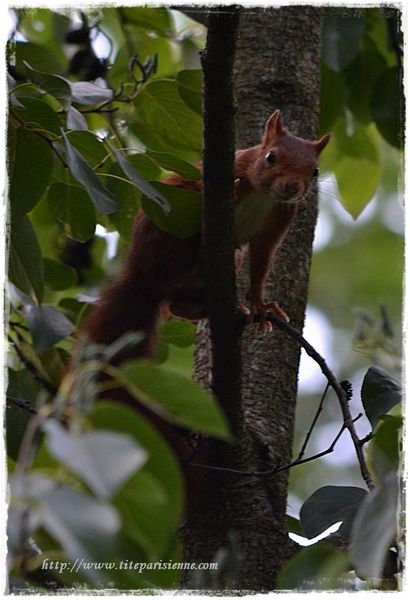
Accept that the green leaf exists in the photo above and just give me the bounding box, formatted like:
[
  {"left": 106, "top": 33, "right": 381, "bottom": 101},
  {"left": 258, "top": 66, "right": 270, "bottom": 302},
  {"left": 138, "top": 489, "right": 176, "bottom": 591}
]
[
  {"left": 23, "top": 61, "right": 72, "bottom": 107},
  {"left": 322, "top": 13, "right": 365, "bottom": 72},
  {"left": 15, "top": 96, "right": 62, "bottom": 135},
  {"left": 61, "top": 130, "right": 117, "bottom": 215},
  {"left": 15, "top": 41, "right": 64, "bottom": 76},
  {"left": 319, "top": 64, "right": 345, "bottom": 134},
  {"left": 287, "top": 515, "right": 303, "bottom": 536},
  {"left": 70, "top": 81, "right": 114, "bottom": 106},
  {"left": 321, "top": 119, "right": 381, "bottom": 218},
  {"left": 176, "top": 69, "right": 203, "bottom": 115},
  {"left": 364, "top": 10, "right": 398, "bottom": 68},
  {"left": 141, "top": 181, "right": 202, "bottom": 238},
  {"left": 277, "top": 543, "right": 351, "bottom": 590},
  {"left": 67, "top": 130, "right": 108, "bottom": 166},
  {"left": 47, "top": 182, "right": 96, "bottom": 242},
  {"left": 106, "top": 172, "right": 140, "bottom": 241},
  {"left": 38, "top": 347, "right": 68, "bottom": 389},
  {"left": 120, "top": 153, "right": 162, "bottom": 180},
  {"left": 343, "top": 49, "right": 387, "bottom": 124},
  {"left": 108, "top": 144, "right": 170, "bottom": 214},
  {"left": 9, "top": 215, "right": 44, "bottom": 303},
  {"left": 368, "top": 415, "right": 402, "bottom": 481},
  {"left": 19, "top": 8, "right": 68, "bottom": 43},
  {"left": 134, "top": 79, "right": 203, "bottom": 152},
  {"left": 120, "top": 7, "right": 174, "bottom": 35},
  {"left": 58, "top": 298, "right": 93, "bottom": 327},
  {"left": 43, "top": 258, "right": 78, "bottom": 290},
  {"left": 66, "top": 106, "right": 88, "bottom": 131},
  {"left": 300, "top": 485, "right": 367, "bottom": 541},
  {"left": 159, "top": 319, "right": 196, "bottom": 348},
  {"left": 361, "top": 366, "right": 401, "bottom": 429},
  {"left": 370, "top": 67, "right": 404, "bottom": 148},
  {"left": 146, "top": 149, "right": 202, "bottom": 181},
  {"left": 6, "top": 369, "right": 39, "bottom": 461},
  {"left": 114, "top": 469, "right": 173, "bottom": 560},
  {"left": 19, "top": 478, "right": 119, "bottom": 583},
  {"left": 350, "top": 473, "right": 398, "bottom": 580},
  {"left": 24, "top": 304, "right": 73, "bottom": 351},
  {"left": 44, "top": 420, "right": 147, "bottom": 499},
  {"left": 9, "top": 126, "right": 53, "bottom": 218},
  {"left": 90, "top": 402, "right": 183, "bottom": 520},
  {"left": 8, "top": 474, "right": 55, "bottom": 552},
  {"left": 114, "top": 361, "right": 230, "bottom": 439},
  {"left": 8, "top": 73, "right": 24, "bottom": 108},
  {"left": 106, "top": 154, "right": 160, "bottom": 240}
]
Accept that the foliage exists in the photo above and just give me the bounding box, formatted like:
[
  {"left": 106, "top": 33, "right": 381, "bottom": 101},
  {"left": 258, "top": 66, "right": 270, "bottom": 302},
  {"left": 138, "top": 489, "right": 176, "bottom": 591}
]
[
  {"left": 6, "top": 7, "right": 210, "bottom": 590},
  {"left": 282, "top": 366, "right": 402, "bottom": 590},
  {"left": 320, "top": 7, "right": 403, "bottom": 218},
  {"left": 5, "top": 5, "right": 403, "bottom": 593}
]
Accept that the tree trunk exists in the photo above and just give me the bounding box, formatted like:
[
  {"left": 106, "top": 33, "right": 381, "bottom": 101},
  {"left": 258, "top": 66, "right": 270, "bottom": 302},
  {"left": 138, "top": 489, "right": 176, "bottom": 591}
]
[{"left": 182, "top": 6, "right": 323, "bottom": 591}]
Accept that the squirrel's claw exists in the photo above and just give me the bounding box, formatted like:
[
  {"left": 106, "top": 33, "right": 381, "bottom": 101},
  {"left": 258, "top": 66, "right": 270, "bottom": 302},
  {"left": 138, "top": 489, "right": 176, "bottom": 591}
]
[
  {"left": 241, "top": 298, "right": 289, "bottom": 332},
  {"left": 263, "top": 300, "right": 290, "bottom": 323},
  {"left": 239, "top": 303, "right": 252, "bottom": 319}
]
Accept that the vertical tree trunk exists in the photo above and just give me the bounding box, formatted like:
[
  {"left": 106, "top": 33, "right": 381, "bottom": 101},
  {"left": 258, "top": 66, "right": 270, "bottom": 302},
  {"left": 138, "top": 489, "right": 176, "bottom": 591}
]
[{"left": 183, "top": 6, "right": 323, "bottom": 591}]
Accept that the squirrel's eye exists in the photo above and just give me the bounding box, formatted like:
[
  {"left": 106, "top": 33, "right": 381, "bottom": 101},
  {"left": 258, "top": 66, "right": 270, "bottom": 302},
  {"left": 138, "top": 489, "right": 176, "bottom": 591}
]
[
  {"left": 313, "top": 166, "right": 320, "bottom": 178},
  {"left": 265, "top": 151, "right": 277, "bottom": 165}
]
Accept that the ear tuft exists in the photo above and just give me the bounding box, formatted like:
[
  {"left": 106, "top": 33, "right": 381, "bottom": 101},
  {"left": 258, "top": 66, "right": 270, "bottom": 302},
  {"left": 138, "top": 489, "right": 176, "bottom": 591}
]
[
  {"left": 313, "top": 132, "right": 332, "bottom": 154},
  {"left": 262, "top": 110, "right": 285, "bottom": 146}
]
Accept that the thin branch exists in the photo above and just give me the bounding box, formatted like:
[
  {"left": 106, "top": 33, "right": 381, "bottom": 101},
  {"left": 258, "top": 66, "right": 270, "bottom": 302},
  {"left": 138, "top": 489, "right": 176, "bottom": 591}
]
[
  {"left": 189, "top": 311, "right": 375, "bottom": 491},
  {"left": 188, "top": 414, "right": 363, "bottom": 478},
  {"left": 15, "top": 407, "right": 53, "bottom": 475},
  {"left": 7, "top": 395, "right": 38, "bottom": 415},
  {"left": 359, "top": 432, "right": 373, "bottom": 447},
  {"left": 79, "top": 106, "right": 119, "bottom": 114},
  {"left": 7, "top": 332, "right": 57, "bottom": 396},
  {"left": 297, "top": 382, "right": 330, "bottom": 461},
  {"left": 274, "top": 414, "right": 362, "bottom": 474},
  {"left": 8, "top": 320, "right": 29, "bottom": 331},
  {"left": 263, "top": 312, "right": 374, "bottom": 490}
]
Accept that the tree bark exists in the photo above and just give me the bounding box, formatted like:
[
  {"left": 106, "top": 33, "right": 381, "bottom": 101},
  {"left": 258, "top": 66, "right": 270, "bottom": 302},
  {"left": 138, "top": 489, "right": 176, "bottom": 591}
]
[{"left": 183, "top": 6, "right": 323, "bottom": 591}]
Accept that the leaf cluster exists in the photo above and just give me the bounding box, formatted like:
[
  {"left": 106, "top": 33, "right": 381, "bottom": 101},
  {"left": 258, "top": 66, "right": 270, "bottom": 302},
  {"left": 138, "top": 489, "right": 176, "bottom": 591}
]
[
  {"left": 6, "top": 7, "right": 211, "bottom": 590},
  {"left": 282, "top": 366, "right": 402, "bottom": 590},
  {"left": 320, "top": 8, "right": 403, "bottom": 218}
]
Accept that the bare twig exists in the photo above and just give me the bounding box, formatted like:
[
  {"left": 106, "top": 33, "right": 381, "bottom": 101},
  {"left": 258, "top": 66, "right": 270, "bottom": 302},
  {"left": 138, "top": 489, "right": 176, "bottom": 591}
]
[
  {"left": 297, "top": 382, "right": 330, "bottom": 461},
  {"left": 79, "top": 106, "right": 119, "bottom": 114},
  {"left": 189, "top": 313, "right": 374, "bottom": 490},
  {"left": 359, "top": 432, "right": 373, "bottom": 447},
  {"left": 188, "top": 414, "right": 362, "bottom": 478},
  {"left": 264, "top": 312, "right": 374, "bottom": 490},
  {"left": 7, "top": 395, "right": 38, "bottom": 415}
]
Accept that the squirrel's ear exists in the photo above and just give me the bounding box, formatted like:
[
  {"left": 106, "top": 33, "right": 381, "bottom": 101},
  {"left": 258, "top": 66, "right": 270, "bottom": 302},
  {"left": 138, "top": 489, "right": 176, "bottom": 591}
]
[
  {"left": 313, "top": 132, "right": 332, "bottom": 154},
  {"left": 262, "top": 110, "right": 285, "bottom": 146}
]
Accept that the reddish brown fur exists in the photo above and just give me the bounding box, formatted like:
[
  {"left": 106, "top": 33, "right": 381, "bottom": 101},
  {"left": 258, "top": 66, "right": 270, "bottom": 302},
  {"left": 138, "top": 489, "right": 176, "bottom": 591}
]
[{"left": 77, "top": 111, "right": 331, "bottom": 507}]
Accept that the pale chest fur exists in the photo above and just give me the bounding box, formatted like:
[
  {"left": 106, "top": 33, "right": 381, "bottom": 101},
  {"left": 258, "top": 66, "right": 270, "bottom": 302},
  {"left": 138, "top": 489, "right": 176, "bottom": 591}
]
[{"left": 234, "top": 190, "right": 277, "bottom": 245}]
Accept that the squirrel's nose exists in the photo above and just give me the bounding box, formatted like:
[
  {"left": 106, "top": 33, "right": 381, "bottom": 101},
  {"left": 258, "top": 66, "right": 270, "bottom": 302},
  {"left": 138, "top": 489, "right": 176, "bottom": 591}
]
[{"left": 283, "top": 181, "right": 302, "bottom": 196}]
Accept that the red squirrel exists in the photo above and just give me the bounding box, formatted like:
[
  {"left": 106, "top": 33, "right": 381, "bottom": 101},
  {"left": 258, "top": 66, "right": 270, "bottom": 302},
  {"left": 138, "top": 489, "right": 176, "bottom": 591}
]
[
  {"left": 75, "top": 111, "right": 330, "bottom": 508},
  {"left": 82, "top": 110, "right": 331, "bottom": 353}
]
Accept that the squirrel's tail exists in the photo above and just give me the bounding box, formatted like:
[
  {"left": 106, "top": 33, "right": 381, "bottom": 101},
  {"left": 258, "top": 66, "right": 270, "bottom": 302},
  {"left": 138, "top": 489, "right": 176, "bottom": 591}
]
[{"left": 80, "top": 275, "right": 162, "bottom": 359}]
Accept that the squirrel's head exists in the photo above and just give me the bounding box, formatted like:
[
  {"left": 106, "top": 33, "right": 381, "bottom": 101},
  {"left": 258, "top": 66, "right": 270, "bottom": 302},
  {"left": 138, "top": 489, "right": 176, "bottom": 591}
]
[{"left": 250, "top": 110, "right": 332, "bottom": 202}]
